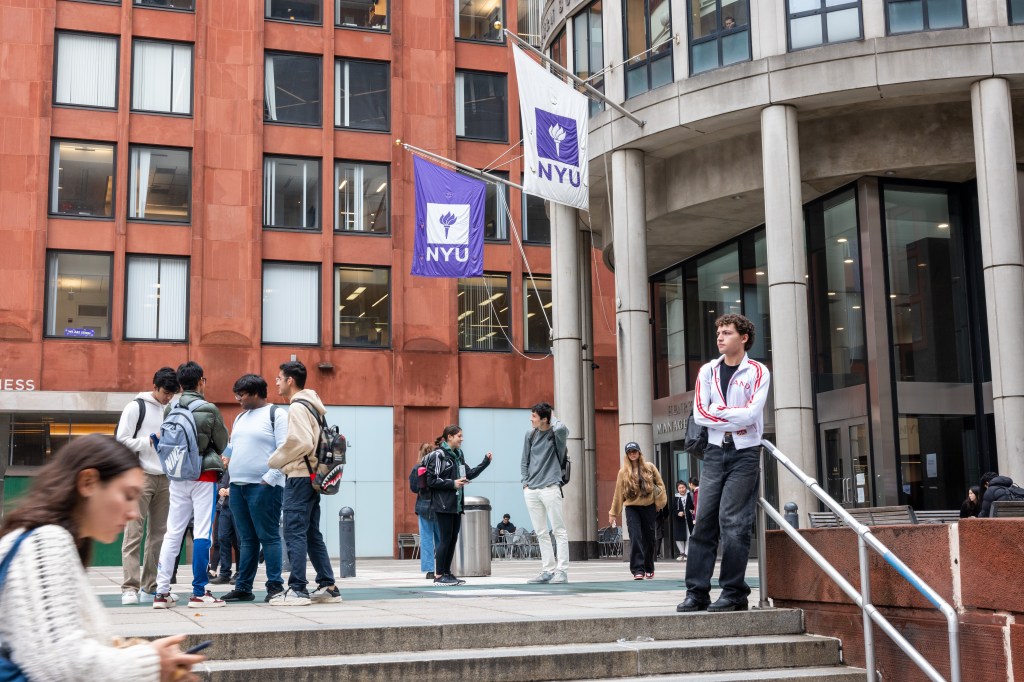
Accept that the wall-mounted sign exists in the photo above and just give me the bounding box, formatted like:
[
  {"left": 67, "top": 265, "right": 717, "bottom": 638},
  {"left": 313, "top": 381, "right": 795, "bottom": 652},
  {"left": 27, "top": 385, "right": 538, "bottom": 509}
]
[
  {"left": 64, "top": 328, "right": 95, "bottom": 338},
  {"left": 0, "top": 379, "right": 36, "bottom": 391},
  {"left": 653, "top": 391, "right": 695, "bottom": 444}
]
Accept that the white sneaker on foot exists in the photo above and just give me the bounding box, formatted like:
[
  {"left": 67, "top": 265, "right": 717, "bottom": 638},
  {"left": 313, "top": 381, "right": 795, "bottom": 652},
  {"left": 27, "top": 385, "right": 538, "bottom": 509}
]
[
  {"left": 268, "top": 588, "right": 311, "bottom": 606},
  {"left": 121, "top": 589, "right": 139, "bottom": 605},
  {"left": 310, "top": 585, "right": 342, "bottom": 603},
  {"left": 527, "top": 571, "right": 553, "bottom": 584},
  {"left": 187, "top": 590, "right": 226, "bottom": 608},
  {"left": 549, "top": 572, "right": 568, "bottom": 584}
]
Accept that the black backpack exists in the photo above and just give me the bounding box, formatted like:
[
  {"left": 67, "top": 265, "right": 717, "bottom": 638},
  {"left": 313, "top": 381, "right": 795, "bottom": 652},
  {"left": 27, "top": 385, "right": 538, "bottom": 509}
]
[
  {"left": 294, "top": 399, "right": 347, "bottom": 495},
  {"left": 529, "top": 428, "right": 570, "bottom": 488},
  {"left": 683, "top": 414, "right": 708, "bottom": 460}
]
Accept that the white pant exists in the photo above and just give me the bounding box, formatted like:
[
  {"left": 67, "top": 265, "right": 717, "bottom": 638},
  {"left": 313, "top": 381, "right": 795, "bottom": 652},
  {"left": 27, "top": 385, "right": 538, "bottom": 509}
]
[
  {"left": 155, "top": 479, "right": 217, "bottom": 595},
  {"left": 524, "top": 485, "right": 569, "bottom": 574}
]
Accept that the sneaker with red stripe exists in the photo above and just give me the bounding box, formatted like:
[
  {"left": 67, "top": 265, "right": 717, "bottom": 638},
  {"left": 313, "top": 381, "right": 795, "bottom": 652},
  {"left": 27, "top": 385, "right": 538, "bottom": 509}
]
[{"left": 187, "top": 590, "right": 226, "bottom": 608}]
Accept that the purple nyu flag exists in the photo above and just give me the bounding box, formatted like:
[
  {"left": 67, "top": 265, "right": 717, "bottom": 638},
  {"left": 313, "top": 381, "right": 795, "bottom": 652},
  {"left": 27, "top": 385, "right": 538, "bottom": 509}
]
[{"left": 412, "top": 156, "right": 486, "bottom": 278}]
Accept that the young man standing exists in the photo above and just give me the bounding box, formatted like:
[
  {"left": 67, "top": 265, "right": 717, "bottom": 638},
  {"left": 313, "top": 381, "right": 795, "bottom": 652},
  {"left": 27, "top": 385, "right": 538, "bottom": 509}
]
[
  {"left": 153, "top": 361, "right": 229, "bottom": 609},
  {"left": 219, "top": 374, "right": 288, "bottom": 603},
  {"left": 116, "top": 367, "right": 178, "bottom": 605},
  {"left": 521, "top": 402, "right": 570, "bottom": 584},
  {"left": 267, "top": 361, "right": 341, "bottom": 606},
  {"left": 678, "top": 314, "right": 770, "bottom": 614}
]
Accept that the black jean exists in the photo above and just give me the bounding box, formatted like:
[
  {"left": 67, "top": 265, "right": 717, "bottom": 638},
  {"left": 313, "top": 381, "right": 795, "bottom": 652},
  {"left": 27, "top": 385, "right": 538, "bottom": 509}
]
[
  {"left": 282, "top": 477, "right": 335, "bottom": 594},
  {"left": 212, "top": 505, "right": 238, "bottom": 577},
  {"left": 624, "top": 503, "right": 657, "bottom": 575},
  {"left": 434, "top": 512, "right": 462, "bottom": 577}
]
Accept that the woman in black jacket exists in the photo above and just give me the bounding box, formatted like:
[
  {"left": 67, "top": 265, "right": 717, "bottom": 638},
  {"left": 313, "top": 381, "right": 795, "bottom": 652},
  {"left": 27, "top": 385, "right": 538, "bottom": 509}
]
[
  {"left": 427, "top": 425, "right": 492, "bottom": 586},
  {"left": 672, "top": 481, "right": 689, "bottom": 560}
]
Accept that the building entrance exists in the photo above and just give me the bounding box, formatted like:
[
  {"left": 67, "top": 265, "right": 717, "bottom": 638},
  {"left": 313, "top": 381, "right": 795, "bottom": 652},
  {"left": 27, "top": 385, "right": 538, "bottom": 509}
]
[{"left": 819, "top": 418, "right": 872, "bottom": 508}]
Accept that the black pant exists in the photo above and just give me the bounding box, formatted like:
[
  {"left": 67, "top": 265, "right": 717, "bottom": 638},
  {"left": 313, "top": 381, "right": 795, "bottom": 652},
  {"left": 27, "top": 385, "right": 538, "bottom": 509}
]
[
  {"left": 434, "top": 513, "right": 462, "bottom": 577},
  {"left": 625, "top": 503, "right": 657, "bottom": 575}
]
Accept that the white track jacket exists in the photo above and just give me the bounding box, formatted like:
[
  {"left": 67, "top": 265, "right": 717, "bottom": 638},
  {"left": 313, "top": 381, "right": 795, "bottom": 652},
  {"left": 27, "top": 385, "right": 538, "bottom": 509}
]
[{"left": 692, "top": 354, "right": 771, "bottom": 450}]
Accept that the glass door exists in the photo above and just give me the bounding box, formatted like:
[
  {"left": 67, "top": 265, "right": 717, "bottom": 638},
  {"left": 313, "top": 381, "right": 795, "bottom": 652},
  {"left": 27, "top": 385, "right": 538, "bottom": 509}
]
[{"left": 819, "top": 418, "right": 872, "bottom": 508}]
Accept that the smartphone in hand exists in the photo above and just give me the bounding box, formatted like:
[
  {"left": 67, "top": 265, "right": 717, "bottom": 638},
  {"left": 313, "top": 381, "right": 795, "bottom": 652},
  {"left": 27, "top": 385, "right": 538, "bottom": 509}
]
[
  {"left": 185, "top": 640, "right": 213, "bottom": 655},
  {"left": 149, "top": 433, "right": 160, "bottom": 449}
]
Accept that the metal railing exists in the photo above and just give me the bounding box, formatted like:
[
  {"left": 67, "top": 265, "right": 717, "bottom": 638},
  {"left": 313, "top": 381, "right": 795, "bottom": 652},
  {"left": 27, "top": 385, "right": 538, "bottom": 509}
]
[{"left": 755, "top": 439, "right": 961, "bottom": 682}]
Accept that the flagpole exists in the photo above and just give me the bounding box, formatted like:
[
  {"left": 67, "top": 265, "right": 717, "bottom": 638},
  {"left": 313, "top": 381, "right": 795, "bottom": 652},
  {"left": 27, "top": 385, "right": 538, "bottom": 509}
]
[
  {"left": 503, "top": 29, "right": 645, "bottom": 129},
  {"left": 399, "top": 142, "right": 526, "bottom": 192}
]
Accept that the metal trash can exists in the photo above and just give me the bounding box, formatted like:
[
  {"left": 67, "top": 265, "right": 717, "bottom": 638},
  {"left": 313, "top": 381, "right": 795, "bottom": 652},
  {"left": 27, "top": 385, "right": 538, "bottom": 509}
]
[{"left": 452, "top": 495, "right": 492, "bottom": 577}]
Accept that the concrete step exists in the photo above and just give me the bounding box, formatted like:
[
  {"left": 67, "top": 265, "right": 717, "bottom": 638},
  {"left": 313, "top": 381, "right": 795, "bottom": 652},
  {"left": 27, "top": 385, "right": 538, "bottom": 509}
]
[
  {"left": 579, "top": 668, "right": 867, "bottom": 682},
  {"left": 178, "top": 610, "right": 807, "bottom": 661},
  {"left": 201, "top": 634, "right": 845, "bottom": 682}
]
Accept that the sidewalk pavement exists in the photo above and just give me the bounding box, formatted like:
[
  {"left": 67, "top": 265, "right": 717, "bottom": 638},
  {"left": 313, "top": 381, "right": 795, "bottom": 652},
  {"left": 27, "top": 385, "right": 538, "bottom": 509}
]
[{"left": 95, "top": 557, "right": 762, "bottom": 638}]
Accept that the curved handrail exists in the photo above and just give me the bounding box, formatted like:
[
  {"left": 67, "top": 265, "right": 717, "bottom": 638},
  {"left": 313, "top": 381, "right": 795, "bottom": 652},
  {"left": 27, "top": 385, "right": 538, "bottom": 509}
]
[{"left": 757, "top": 439, "right": 960, "bottom": 682}]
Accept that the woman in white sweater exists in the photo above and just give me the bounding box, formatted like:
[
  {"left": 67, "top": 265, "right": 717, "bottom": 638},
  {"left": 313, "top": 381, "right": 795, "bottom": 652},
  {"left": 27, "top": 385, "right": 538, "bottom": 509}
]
[{"left": 0, "top": 434, "right": 204, "bottom": 681}]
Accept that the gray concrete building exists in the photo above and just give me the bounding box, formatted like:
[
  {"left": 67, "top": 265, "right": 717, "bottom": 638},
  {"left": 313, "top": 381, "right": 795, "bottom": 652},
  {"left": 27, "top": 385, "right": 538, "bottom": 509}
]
[{"left": 540, "top": 0, "right": 1024, "bottom": 520}]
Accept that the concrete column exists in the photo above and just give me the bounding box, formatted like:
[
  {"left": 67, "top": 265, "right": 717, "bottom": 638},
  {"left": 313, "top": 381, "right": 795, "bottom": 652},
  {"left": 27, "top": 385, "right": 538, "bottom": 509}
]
[
  {"left": 610, "top": 149, "right": 654, "bottom": 458},
  {"left": 579, "top": 228, "right": 599, "bottom": 556},
  {"left": 550, "top": 201, "right": 587, "bottom": 560},
  {"left": 971, "top": 78, "right": 1024, "bottom": 483},
  {"left": 760, "top": 105, "right": 816, "bottom": 521}
]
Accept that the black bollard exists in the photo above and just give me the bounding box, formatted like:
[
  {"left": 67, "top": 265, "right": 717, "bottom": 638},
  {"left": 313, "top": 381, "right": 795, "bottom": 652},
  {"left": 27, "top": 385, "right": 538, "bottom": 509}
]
[
  {"left": 338, "top": 507, "right": 356, "bottom": 578},
  {"left": 784, "top": 502, "right": 800, "bottom": 529}
]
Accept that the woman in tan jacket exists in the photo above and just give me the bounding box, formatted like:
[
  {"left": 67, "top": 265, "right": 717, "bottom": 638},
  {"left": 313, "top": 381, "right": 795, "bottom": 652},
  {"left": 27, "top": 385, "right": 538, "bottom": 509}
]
[{"left": 608, "top": 442, "right": 667, "bottom": 580}]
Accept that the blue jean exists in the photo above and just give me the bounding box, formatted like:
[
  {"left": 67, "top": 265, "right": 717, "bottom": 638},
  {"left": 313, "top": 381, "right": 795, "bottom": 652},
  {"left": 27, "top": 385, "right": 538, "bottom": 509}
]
[
  {"left": 684, "top": 444, "right": 761, "bottom": 605},
  {"left": 282, "top": 477, "right": 335, "bottom": 594},
  {"left": 229, "top": 482, "right": 283, "bottom": 594},
  {"left": 418, "top": 513, "right": 440, "bottom": 573}
]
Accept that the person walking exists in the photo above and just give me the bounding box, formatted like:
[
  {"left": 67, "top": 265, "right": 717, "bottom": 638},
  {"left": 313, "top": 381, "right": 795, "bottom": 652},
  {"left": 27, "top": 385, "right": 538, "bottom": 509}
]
[
  {"left": 521, "top": 402, "right": 570, "bottom": 585},
  {"left": 427, "top": 425, "right": 492, "bottom": 586},
  {"left": 267, "top": 361, "right": 341, "bottom": 606},
  {"left": 409, "top": 442, "right": 440, "bottom": 580},
  {"left": 0, "top": 434, "right": 205, "bottom": 681},
  {"left": 608, "top": 442, "right": 667, "bottom": 580},
  {"left": 678, "top": 314, "right": 770, "bottom": 614},
  {"left": 115, "top": 367, "right": 179, "bottom": 605}
]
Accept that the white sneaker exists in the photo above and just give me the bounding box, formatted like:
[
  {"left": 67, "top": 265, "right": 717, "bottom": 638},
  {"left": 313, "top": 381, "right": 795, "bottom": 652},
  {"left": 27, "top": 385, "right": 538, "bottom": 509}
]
[
  {"left": 527, "top": 571, "right": 553, "bottom": 584},
  {"left": 268, "top": 588, "right": 311, "bottom": 606},
  {"left": 121, "top": 589, "right": 139, "bottom": 605},
  {"left": 310, "top": 586, "right": 342, "bottom": 603},
  {"left": 187, "top": 590, "right": 226, "bottom": 608},
  {"left": 549, "top": 571, "right": 568, "bottom": 584},
  {"left": 138, "top": 591, "right": 154, "bottom": 604}
]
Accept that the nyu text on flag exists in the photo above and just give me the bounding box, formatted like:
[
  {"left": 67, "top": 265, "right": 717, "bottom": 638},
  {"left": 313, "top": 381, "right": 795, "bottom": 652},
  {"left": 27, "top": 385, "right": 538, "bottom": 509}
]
[
  {"left": 412, "top": 155, "right": 486, "bottom": 278},
  {"left": 512, "top": 43, "right": 589, "bottom": 211}
]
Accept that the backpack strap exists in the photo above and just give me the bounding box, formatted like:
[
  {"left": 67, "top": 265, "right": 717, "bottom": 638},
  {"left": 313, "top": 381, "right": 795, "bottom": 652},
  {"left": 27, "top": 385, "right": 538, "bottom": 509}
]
[
  {"left": 293, "top": 399, "right": 325, "bottom": 478},
  {"left": 132, "top": 397, "right": 147, "bottom": 438},
  {"left": 270, "top": 404, "right": 279, "bottom": 428},
  {"left": 0, "top": 529, "right": 36, "bottom": 591}
]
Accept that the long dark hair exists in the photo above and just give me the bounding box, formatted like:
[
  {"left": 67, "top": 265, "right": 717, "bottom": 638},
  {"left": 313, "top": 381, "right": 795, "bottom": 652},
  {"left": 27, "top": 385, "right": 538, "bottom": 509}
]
[
  {"left": 0, "top": 434, "right": 140, "bottom": 566},
  {"left": 966, "top": 485, "right": 983, "bottom": 513},
  {"left": 434, "top": 425, "right": 462, "bottom": 448}
]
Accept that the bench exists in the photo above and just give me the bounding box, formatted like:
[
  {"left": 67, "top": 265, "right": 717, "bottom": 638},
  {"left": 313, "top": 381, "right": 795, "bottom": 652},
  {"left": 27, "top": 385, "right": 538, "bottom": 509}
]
[
  {"left": 396, "top": 533, "right": 419, "bottom": 559},
  {"left": 991, "top": 500, "right": 1024, "bottom": 518},
  {"left": 807, "top": 505, "right": 917, "bottom": 528},
  {"left": 913, "top": 510, "right": 961, "bottom": 525}
]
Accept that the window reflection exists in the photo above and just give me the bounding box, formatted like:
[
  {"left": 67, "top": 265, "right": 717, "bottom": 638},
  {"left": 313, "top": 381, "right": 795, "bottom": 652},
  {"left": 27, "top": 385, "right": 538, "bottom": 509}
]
[{"left": 458, "top": 274, "right": 511, "bottom": 351}]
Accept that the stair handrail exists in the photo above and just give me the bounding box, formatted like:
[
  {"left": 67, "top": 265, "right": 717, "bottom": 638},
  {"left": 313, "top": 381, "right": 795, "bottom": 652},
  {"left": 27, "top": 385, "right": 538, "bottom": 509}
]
[{"left": 755, "top": 439, "right": 960, "bottom": 682}]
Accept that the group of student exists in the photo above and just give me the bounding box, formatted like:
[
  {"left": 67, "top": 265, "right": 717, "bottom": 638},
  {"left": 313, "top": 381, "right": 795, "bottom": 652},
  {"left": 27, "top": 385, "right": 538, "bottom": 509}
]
[{"left": 116, "top": 360, "right": 342, "bottom": 609}]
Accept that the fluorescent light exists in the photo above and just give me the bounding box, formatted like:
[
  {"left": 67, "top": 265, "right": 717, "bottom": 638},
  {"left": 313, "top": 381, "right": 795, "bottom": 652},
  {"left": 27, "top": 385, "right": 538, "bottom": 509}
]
[
  {"left": 755, "top": 271, "right": 765, "bottom": 276},
  {"left": 827, "top": 292, "right": 835, "bottom": 296},
  {"left": 338, "top": 180, "right": 347, "bottom": 190},
  {"left": 937, "top": 223, "right": 949, "bottom": 229},
  {"left": 852, "top": 305, "right": 861, "bottom": 310},
  {"left": 837, "top": 238, "right": 848, "bottom": 243},
  {"left": 527, "top": 312, "right": 536, "bottom": 318},
  {"left": 543, "top": 302, "right": 553, "bottom": 309},
  {"left": 721, "top": 285, "right": 729, "bottom": 289},
  {"left": 346, "top": 286, "right": 367, "bottom": 301},
  {"left": 376, "top": 182, "right": 387, "bottom": 193},
  {"left": 844, "top": 258, "right": 854, "bottom": 264},
  {"left": 457, "top": 310, "right": 474, "bottom": 320},
  {"left": 371, "top": 294, "right": 388, "bottom": 307}
]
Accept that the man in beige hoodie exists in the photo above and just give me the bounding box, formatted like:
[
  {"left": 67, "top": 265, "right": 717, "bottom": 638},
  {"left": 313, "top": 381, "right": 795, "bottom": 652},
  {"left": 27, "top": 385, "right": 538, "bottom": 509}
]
[{"left": 267, "top": 361, "right": 341, "bottom": 606}]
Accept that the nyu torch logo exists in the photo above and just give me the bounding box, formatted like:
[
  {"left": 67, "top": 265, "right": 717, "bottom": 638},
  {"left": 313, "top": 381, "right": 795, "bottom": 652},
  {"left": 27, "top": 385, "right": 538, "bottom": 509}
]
[
  {"left": 425, "top": 202, "right": 471, "bottom": 263},
  {"left": 535, "top": 109, "right": 581, "bottom": 187}
]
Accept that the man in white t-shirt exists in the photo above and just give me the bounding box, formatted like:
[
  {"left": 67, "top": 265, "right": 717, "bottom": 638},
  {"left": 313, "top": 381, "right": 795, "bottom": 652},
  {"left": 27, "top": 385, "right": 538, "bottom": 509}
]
[{"left": 115, "top": 366, "right": 178, "bottom": 605}]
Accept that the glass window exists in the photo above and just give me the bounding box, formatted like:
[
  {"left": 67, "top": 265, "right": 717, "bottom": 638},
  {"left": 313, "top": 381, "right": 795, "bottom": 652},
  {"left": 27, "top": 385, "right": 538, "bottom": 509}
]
[
  {"left": 683, "top": 242, "right": 740, "bottom": 381},
  {"left": 45, "top": 251, "right": 113, "bottom": 339},
  {"left": 264, "top": 157, "right": 320, "bottom": 230},
  {"left": 574, "top": 2, "right": 605, "bottom": 117},
  {"left": 264, "top": 53, "right": 322, "bottom": 125},
  {"left": 517, "top": 0, "right": 543, "bottom": 46},
  {"left": 50, "top": 141, "right": 115, "bottom": 219},
  {"left": 459, "top": 169, "right": 508, "bottom": 240},
  {"left": 4, "top": 413, "right": 118, "bottom": 469},
  {"left": 652, "top": 266, "right": 685, "bottom": 398},
  {"left": 524, "top": 276, "right": 552, "bottom": 353},
  {"left": 807, "top": 188, "right": 866, "bottom": 392},
  {"left": 886, "top": 0, "right": 965, "bottom": 33},
  {"left": 1012, "top": 0, "right": 1024, "bottom": 24},
  {"left": 740, "top": 230, "right": 770, "bottom": 363},
  {"left": 335, "top": 161, "right": 389, "bottom": 233},
  {"left": 128, "top": 147, "right": 191, "bottom": 222},
  {"left": 882, "top": 184, "right": 972, "bottom": 382},
  {"left": 898, "top": 415, "right": 978, "bottom": 510},
  {"left": 550, "top": 28, "right": 568, "bottom": 67},
  {"left": 458, "top": 274, "right": 511, "bottom": 351},
  {"left": 135, "top": 0, "right": 195, "bottom": 9},
  {"left": 689, "top": 0, "right": 751, "bottom": 75},
  {"left": 337, "top": 0, "right": 389, "bottom": 30},
  {"left": 334, "top": 59, "right": 389, "bottom": 131},
  {"left": 125, "top": 255, "right": 188, "bottom": 341},
  {"left": 262, "top": 262, "right": 320, "bottom": 344},
  {"left": 522, "top": 193, "right": 550, "bottom": 243},
  {"left": 624, "top": 0, "right": 673, "bottom": 98},
  {"left": 266, "top": 0, "right": 322, "bottom": 23},
  {"left": 334, "top": 266, "right": 390, "bottom": 347},
  {"left": 455, "top": 71, "right": 508, "bottom": 142},
  {"left": 456, "top": 0, "right": 503, "bottom": 41},
  {"left": 132, "top": 40, "right": 192, "bottom": 115},
  {"left": 788, "top": 0, "right": 861, "bottom": 50},
  {"left": 55, "top": 33, "right": 118, "bottom": 109}
]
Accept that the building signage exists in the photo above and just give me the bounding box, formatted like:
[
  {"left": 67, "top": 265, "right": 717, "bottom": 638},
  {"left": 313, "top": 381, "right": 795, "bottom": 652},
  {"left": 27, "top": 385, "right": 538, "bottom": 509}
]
[
  {"left": 64, "top": 327, "right": 95, "bottom": 338},
  {"left": 0, "top": 379, "right": 36, "bottom": 391},
  {"left": 653, "top": 391, "right": 695, "bottom": 444}
]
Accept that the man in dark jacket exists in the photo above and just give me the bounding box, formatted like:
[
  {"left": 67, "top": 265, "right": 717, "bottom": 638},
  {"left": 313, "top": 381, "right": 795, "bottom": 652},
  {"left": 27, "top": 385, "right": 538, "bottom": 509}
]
[{"left": 980, "top": 472, "right": 1018, "bottom": 517}]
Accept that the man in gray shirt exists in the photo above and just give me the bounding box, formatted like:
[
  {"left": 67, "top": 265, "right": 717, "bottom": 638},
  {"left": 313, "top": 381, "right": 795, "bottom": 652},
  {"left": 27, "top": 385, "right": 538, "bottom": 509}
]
[{"left": 521, "top": 402, "right": 569, "bottom": 584}]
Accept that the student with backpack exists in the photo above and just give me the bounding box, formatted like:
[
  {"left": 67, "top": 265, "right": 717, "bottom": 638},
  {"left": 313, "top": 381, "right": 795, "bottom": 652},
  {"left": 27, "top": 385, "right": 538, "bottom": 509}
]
[
  {"left": 153, "top": 361, "right": 228, "bottom": 609},
  {"left": 521, "top": 402, "right": 570, "bottom": 585},
  {"left": 409, "top": 442, "right": 440, "bottom": 580},
  {"left": 267, "top": 361, "right": 342, "bottom": 606},
  {"left": 979, "top": 471, "right": 1024, "bottom": 517},
  {"left": 115, "top": 367, "right": 179, "bottom": 605},
  {"left": 218, "top": 374, "right": 288, "bottom": 603}
]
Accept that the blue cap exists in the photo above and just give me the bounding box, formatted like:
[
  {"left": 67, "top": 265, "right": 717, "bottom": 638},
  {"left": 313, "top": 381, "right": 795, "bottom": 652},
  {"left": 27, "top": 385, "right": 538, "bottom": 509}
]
[{"left": 624, "top": 442, "right": 640, "bottom": 452}]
